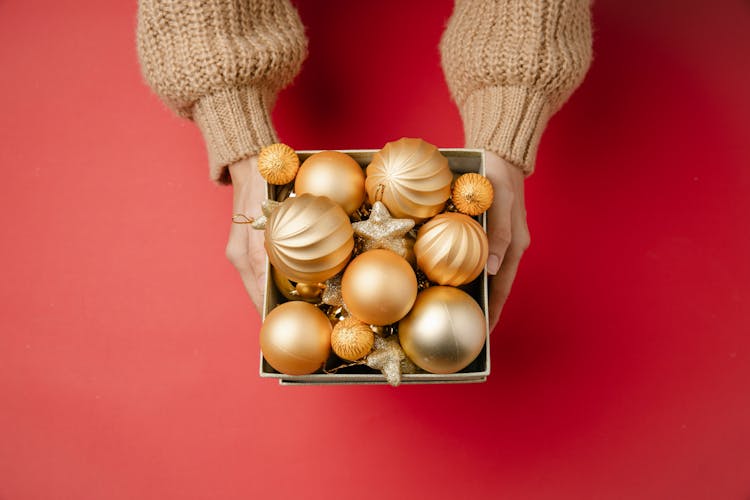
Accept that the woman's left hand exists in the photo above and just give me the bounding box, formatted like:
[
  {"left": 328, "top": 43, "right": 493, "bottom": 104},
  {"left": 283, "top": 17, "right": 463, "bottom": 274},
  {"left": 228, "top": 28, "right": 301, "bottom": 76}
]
[{"left": 483, "top": 152, "right": 531, "bottom": 331}]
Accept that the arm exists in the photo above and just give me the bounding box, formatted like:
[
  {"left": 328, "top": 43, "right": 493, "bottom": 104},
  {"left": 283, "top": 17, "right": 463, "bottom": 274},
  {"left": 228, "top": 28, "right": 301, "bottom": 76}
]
[
  {"left": 137, "top": 0, "right": 308, "bottom": 313},
  {"left": 440, "top": 0, "right": 593, "bottom": 328},
  {"left": 136, "top": 0, "right": 308, "bottom": 183}
]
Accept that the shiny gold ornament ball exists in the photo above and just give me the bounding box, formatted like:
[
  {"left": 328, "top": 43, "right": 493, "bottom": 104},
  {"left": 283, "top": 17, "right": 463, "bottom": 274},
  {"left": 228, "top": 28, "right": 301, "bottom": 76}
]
[
  {"left": 341, "top": 249, "right": 418, "bottom": 326},
  {"left": 257, "top": 143, "right": 299, "bottom": 185},
  {"left": 265, "top": 194, "right": 354, "bottom": 284},
  {"left": 295, "top": 151, "right": 366, "bottom": 214},
  {"left": 452, "top": 173, "right": 494, "bottom": 215},
  {"left": 414, "top": 212, "right": 489, "bottom": 286},
  {"left": 398, "top": 286, "right": 486, "bottom": 374},
  {"left": 331, "top": 317, "right": 375, "bottom": 361},
  {"left": 295, "top": 282, "right": 325, "bottom": 301},
  {"left": 365, "top": 138, "right": 453, "bottom": 221},
  {"left": 260, "top": 301, "right": 332, "bottom": 375}
]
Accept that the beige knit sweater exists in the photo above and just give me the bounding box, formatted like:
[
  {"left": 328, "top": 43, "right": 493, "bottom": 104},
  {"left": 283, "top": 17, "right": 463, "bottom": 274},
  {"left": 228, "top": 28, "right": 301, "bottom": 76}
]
[{"left": 137, "top": 0, "right": 592, "bottom": 183}]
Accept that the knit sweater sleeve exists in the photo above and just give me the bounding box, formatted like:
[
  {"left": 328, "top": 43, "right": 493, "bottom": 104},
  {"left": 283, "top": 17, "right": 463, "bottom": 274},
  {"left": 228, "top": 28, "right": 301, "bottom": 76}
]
[
  {"left": 440, "top": 0, "right": 593, "bottom": 175},
  {"left": 136, "top": 0, "right": 307, "bottom": 183}
]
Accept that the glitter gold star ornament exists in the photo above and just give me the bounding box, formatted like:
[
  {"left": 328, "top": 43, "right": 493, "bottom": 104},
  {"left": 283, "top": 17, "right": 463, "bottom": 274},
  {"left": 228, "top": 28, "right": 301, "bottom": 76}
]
[
  {"left": 248, "top": 200, "right": 281, "bottom": 230},
  {"left": 321, "top": 273, "right": 344, "bottom": 307},
  {"left": 365, "top": 334, "right": 418, "bottom": 386},
  {"left": 352, "top": 201, "right": 415, "bottom": 258}
]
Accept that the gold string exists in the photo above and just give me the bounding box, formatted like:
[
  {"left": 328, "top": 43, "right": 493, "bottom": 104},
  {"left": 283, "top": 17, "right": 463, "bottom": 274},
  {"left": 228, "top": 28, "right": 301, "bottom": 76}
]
[{"left": 231, "top": 214, "right": 256, "bottom": 224}]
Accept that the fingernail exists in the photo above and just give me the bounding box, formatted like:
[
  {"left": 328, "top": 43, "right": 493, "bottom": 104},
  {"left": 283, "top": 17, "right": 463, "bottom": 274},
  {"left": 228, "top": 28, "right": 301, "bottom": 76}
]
[{"left": 487, "top": 254, "right": 500, "bottom": 275}]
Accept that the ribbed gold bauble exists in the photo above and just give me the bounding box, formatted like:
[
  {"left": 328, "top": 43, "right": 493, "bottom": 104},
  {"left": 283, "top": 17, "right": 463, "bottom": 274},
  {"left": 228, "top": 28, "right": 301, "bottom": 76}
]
[
  {"left": 365, "top": 138, "right": 452, "bottom": 221},
  {"left": 260, "top": 301, "right": 332, "bottom": 375},
  {"left": 257, "top": 143, "right": 299, "bottom": 185},
  {"left": 341, "top": 249, "right": 417, "bottom": 326},
  {"left": 295, "top": 151, "right": 366, "bottom": 214},
  {"left": 398, "top": 286, "right": 486, "bottom": 374},
  {"left": 331, "top": 317, "right": 375, "bottom": 361},
  {"left": 414, "top": 213, "right": 488, "bottom": 286},
  {"left": 452, "top": 173, "right": 494, "bottom": 215},
  {"left": 265, "top": 194, "right": 354, "bottom": 284}
]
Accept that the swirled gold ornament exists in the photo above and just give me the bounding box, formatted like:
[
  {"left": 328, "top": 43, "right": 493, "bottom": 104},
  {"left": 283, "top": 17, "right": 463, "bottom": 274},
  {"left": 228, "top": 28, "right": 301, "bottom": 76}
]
[
  {"left": 398, "top": 286, "right": 486, "bottom": 374},
  {"left": 452, "top": 173, "right": 494, "bottom": 215},
  {"left": 341, "top": 249, "right": 417, "bottom": 326},
  {"left": 365, "top": 138, "right": 452, "bottom": 221},
  {"left": 331, "top": 317, "right": 374, "bottom": 361},
  {"left": 261, "top": 301, "right": 332, "bottom": 375},
  {"left": 265, "top": 194, "right": 354, "bottom": 284},
  {"left": 258, "top": 143, "right": 299, "bottom": 185},
  {"left": 295, "top": 151, "right": 366, "bottom": 214},
  {"left": 414, "top": 212, "right": 488, "bottom": 286}
]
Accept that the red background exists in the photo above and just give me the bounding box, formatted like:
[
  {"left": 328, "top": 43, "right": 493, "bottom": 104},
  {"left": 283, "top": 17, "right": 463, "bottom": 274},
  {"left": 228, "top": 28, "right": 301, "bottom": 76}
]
[{"left": 1, "top": 1, "right": 749, "bottom": 498}]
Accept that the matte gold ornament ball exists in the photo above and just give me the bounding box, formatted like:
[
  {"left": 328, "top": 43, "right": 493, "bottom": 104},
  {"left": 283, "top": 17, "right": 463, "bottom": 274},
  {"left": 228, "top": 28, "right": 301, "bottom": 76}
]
[
  {"left": 398, "top": 286, "right": 486, "bottom": 374},
  {"left": 265, "top": 194, "right": 354, "bottom": 284},
  {"left": 331, "top": 317, "right": 375, "bottom": 361},
  {"left": 260, "top": 301, "right": 332, "bottom": 375},
  {"left": 414, "top": 212, "right": 489, "bottom": 286},
  {"left": 295, "top": 150, "right": 366, "bottom": 214},
  {"left": 341, "top": 249, "right": 418, "bottom": 326},
  {"left": 365, "top": 138, "right": 453, "bottom": 221},
  {"left": 257, "top": 143, "right": 299, "bottom": 185},
  {"left": 452, "top": 173, "right": 494, "bottom": 215}
]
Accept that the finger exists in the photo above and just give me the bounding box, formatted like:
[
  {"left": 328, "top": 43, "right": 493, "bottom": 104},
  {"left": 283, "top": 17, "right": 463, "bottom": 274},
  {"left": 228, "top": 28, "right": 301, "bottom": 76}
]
[
  {"left": 247, "top": 226, "right": 267, "bottom": 315},
  {"left": 486, "top": 184, "right": 514, "bottom": 275},
  {"left": 487, "top": 245, "right": 523, "bottom": 331},
  {"left": 226, "top": 222, "right": 261, "bottom": 309},
  {"left": 487, "top": 198, "right": 530, "bottom": 331}
]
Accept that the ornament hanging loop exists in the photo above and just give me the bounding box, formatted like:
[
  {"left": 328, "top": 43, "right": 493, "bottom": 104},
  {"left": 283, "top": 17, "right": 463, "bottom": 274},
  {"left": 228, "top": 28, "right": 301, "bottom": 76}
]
[{"left": 231, "top": 214, "right": 255, "bottom": 224}]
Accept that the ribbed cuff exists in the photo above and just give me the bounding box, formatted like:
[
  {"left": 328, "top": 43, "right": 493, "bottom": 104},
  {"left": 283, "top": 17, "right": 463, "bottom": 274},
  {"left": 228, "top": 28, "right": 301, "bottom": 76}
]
[
  {"left": 459, "top": 86, "right": 552, "bottom": 176},
  {"left": 192, "top": 86, "right": 278, "bottom": 184}
]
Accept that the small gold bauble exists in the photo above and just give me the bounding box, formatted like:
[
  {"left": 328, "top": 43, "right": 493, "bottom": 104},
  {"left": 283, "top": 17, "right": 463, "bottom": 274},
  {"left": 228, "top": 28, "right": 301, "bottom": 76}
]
[
  {"left": 331, "top": 317, "right": 375, "bottom": 361},
  {"left": 398, "top": 286, "right": 486, "bottom": 374},
  {"left": 295, "top": 151, "right": 366, "bottom": 214},
  {"left": 452, "top": 173, "right": 494, "bottom": 215},
  {"left": 295, "top": 282, "right": 325, "bottom": 301},
  {"left": 341, "top": 249, "right": 417, "bottom": 326},
  {"left": 271, "top": 266, "right": 299, "bottom": 301},
  {"left": 265, "top": 194, "right": 354, "bottom": 284},
  {"left": 365, "top": 138, "right": 452, "bottom": 221},
  {"left": 257, "top": 143, "right": 299, "bottom": 185},
  {"left": 260, "top": 301, "right": 332, "bottom": 375},
  {"left": 414, "top": 212, "right": 488, "bottom": 286}
]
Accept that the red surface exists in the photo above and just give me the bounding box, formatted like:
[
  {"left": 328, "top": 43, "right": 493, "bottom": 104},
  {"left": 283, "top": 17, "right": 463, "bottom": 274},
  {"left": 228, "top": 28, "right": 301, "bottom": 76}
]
[{"left": 1, "top": 1, "right": 749, "bottom": 498}]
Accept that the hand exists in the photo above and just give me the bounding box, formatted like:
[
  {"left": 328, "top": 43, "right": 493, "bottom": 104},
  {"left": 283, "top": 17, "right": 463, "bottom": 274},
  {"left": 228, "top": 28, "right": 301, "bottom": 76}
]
[
  {"left": 225, "top": 156, "right": 267, "bottom": 315},
  {"left": 484, "top": 152, "right": 531, "bottom": 331}
]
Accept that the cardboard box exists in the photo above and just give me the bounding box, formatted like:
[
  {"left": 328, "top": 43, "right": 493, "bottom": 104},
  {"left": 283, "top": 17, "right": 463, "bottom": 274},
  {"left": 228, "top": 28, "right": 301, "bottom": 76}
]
[{"left": 260, "top": 148, "right": 490, "bottom": 385}]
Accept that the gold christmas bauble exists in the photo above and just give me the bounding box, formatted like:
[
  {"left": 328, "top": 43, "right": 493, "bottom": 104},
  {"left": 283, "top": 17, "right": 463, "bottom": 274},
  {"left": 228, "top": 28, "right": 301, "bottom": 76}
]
[
  {"left": 260, "top": 301, "right": 332, "bottom": 375},
  {"left": 295, "top": 151, "right": 366, "bottom": 214},
  {"left": 414, "top": 212, "right": 488, "bottom": 286},
  {"left": 295, "top": 282, "right": 325, "bottom": 301},
  {"left": 398, "top": 286, "right": 486, "bottom": 374},
  {"left": 265, "top": 193, "right": 354, "bottom": 284},
  {"left": 270, "top": 267, "right": 324, "bottom": 303},
  {"left": 331, "top": 317, "right": 375, "bottom": 361},
  {"left": 258, "top": 143, "right": 299, "bottom": 185},
  {"left": 452, "top": 173, "right": 494, "bottom": 215},
  {"left": 365, "top": 138, "right": 452, "bottom": 221},
  {"left": 341, "top": 249, "right": 417, "bottom": 326}
]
